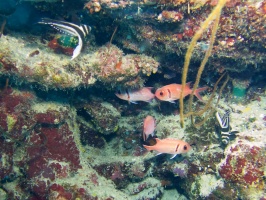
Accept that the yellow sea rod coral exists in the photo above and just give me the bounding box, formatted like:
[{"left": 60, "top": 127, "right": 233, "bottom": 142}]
[{"left": 179, "top": 0, "right": 227, "bottom": 128}]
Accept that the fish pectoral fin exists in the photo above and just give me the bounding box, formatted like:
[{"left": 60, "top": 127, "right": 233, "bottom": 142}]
[
  {"left": 169, "top": 100, "right": 176, "bottom": 103},
  {"left": 230, "top": 131, "right": 239, "bottom": 135},
  {"left": 130, "top": 101, "right": 138, "bottom": 104},
  {"left": 170, "top": 154, "right": 178, "bottom": 159},
  {"left": 145, "top": 99, "right": 153, "bottom": 103},
  {"left": 71, "top": 45, "right": 82, "bottom": 60},
  {"left": 155, "top": 153, "right": 163, "bottom": 157},
  {"left": 71, "top": 36, "right": 83, "bottom": 60}
]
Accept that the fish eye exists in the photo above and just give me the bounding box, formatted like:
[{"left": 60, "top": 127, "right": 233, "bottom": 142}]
[
  {"left": 159, "top": 91, "right": 164, "bottom": 96},
  {"left": 183, "top": 145, "right": 187, "bottom": 150}
]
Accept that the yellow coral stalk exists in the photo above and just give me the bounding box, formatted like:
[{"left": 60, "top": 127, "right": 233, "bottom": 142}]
[{"left": 179, "top": 0, "right": 227, "bottom": 128}]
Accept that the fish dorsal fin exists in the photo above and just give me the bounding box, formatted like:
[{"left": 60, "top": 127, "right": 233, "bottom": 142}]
[
  {"left": 163, "top": 138, "right": 176, "bottom": 141},
  {"left": 79, "top": 24, "right": 91, "bottom": 36},
  {"left": 186, "top": 82, "right": 192, "bottom": 87},
  {"left": 52, "top": 25, "right": 77, "bottom": 37},
  {"left": 145, "top": 87, "right": 153, "bottom": 91}
]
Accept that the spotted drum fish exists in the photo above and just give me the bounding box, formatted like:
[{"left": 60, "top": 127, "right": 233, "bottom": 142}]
[
  {"left": 143, "top": 138, "right": 192, "bottom": 159},
  {"left": 155, "top": 82, "right": 207, "bottom": 103},
  {"left": 38, "top": 18, "right": 91, "bottom": 60},
  {"left": 143, "top": 115, "right": 156, "bottom": 141},
  {"left": 115, "top": 87, "right": 154, "bottom": 104}
]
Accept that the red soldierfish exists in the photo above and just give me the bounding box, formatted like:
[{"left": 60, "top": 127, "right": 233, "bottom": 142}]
[
  {"left": 143, "top": 138, "right": 191, "bottom": 159},
  {"left": 155, "top": 82, "right": 207, "bottom": 103},
  {"left": 115, "top": 87, "right": 154, "bottom": 104},
  {"left": 143, "top": 115, "right": 156, "bottom": 141}
]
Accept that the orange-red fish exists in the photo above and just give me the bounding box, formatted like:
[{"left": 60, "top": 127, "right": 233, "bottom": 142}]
[
  {"left": 143, "top": 115, "right": 156, "bottom": 141},
  {"left": 115, "top": 87, "right": 154, "bottom": 104},
  {"left": 155, "top": 82, "right": 207, "bottom": 103},
  {"left": 143, "top": 138, "right": 191, "bottom": 159}
]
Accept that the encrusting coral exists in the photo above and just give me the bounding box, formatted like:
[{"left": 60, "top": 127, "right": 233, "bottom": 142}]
[
  {"left": 93, "top": 44, "right": 159, "bottom": 88},
  {"left": 0, "top": 34, "right": 158, "bottom": 90}
]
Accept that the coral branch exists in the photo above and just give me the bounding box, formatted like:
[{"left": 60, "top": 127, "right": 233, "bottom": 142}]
[{"left": 179, "top": 0, "right": 227, "bottom": 128}]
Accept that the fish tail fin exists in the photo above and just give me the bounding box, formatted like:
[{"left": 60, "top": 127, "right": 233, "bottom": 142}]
[{"left": 194, "top": 86, "right": 208, "bottom": 101}]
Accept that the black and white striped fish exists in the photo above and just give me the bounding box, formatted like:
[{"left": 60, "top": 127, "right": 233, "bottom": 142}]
[
  {"left": 215, "top": 110, "right": 239, "bottom": 145},
  {"left": 38, "top": 18, "right": 91, "bottom": 60}
]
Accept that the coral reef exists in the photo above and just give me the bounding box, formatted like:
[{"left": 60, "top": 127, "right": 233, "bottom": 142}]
[
  {"left": 2, "top": 0, "right": 264, "bottom": 92},
  {"left": 25, "top": 123, "right": 82, "bottom": 199},
  {"left": 83, "top": 97, "right": 121, "bottom": 135},
  {"left": 157, "top": 10, "right": 184, "bottom": 23},
  {"left": 0, "top": 0, "right": 266, "bottom": 199},
  {"left": 87, "top": 0, "right": 266, "bottom": 80},
  {"left": 0, "top": 137, "right": 14, "bottom": 182},
  {"left": 0, "top": 35, "right": 158, "bottom": 90},
  {"left": 78, "top": 118, "right": 106, "bottom": 148},
  {"left": 191, "top": 174, "right": 224, "bottom": 198},
  {"left": 92, "top": 44, "right": 158, "bottom": 88},
  {"left": 124, "top": 177, "right": 164, "bottom": 199},
  {"left": 0, "top": 84, "right": 265, "bottom": 199},
  {"left": 0, "top": 87, "right": 129, "bottom": 199},
  {"left": 219, "top": 143, "right": 265, "bottom": 189}
]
